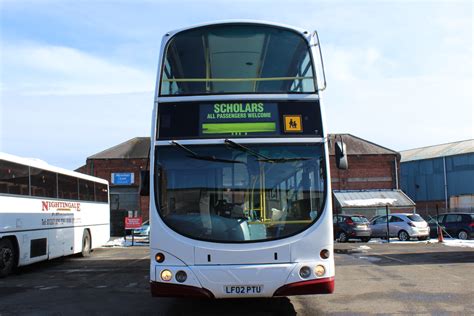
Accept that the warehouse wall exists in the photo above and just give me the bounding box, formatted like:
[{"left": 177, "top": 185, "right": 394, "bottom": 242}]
[{"left": 400, "top": 153, "right": 474, "bottom": 207}]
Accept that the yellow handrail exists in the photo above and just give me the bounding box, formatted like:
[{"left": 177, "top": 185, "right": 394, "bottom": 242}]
[{"left": 162, "top": 76, "right": 313, "bottom": 83}]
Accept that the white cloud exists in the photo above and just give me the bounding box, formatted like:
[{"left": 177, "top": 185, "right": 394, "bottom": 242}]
[
  {"left": 1, "top": 42, "right": 156, "bottom": 95},
  {"left": 324, "top": 75, "right": 473, "bottom": 150},
  {"left": 0, "top": 92, "right": 153, "bottom": 169}
]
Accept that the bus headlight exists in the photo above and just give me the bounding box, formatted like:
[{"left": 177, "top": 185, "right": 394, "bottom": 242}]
[
  {"left": 314, "top": 265, "right": 326, "bottom": 277},
  {"left": 299, "top": 266, "right": 312, "bottom": 279},
  {"left": 160, "top": 269, "right": 173, "bottom": 281}
]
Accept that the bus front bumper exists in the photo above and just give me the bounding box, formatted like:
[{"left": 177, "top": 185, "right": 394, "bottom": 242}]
[{"left": 150, "top": 277, "right": 334, "bottom": 298}]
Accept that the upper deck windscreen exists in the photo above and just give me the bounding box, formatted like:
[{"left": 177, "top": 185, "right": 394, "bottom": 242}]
[{"left": 160, "top": 24, "right": 316, "bottom": 96}]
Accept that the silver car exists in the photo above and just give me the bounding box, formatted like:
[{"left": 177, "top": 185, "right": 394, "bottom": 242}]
[{"left": 370, "top": 214, "right": 430, "bottom": 241}]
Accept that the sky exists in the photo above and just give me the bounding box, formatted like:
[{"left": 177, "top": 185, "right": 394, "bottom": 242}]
[{"left": 0, "top": 0, "right": 472, "bottom": 170}]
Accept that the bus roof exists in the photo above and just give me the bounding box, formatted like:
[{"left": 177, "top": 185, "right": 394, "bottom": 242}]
[
  {"left": 0, "top": 152, "right": 109, "bottom": 185},
  {"left": 163, "top": 20, "right": 311, "bottom": 38}
]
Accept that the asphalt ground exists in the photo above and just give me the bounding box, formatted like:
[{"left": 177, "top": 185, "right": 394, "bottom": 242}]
[{"left": 0, "top": 241, "right": 473, "bottom": 315}]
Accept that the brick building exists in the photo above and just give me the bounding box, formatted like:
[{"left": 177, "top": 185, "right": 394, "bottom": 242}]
[
  {"left": 328, "top": 134, "right": 401, "bottom": 191},
  {"left": 78, "top": 134, "right": 403, "bottom": 235},
  {"left": 327, "top": 134, "right": 412, "bottom": 218},
  {"left": 77, "top": 137, "right": 150, "bottom": 236}
]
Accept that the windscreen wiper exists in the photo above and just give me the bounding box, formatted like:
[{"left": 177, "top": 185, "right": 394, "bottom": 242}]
[
  {"left": 224, "top": 139, "right": 311, "bottom": 163},
  {"left": 224, "top": 139, "right": 271, "bottom": 160},
  {"left": 170, "top": 141, "right": 242, "bottom": 164}
]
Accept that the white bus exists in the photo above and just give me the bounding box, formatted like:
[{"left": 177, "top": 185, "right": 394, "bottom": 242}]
[
  {"left": 0, "top": 152, "right": 110, "bottom": 277},
  {"left": 146, "top": 20, "right": 347, "bottom": 298}
]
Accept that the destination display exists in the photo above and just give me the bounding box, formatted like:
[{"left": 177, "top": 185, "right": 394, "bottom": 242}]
[
  {"left": 157, "top": 100, "right": 323, "bottom": 140},
  {"left": 199, "top": 102, "right": 279, "bottom": 136}
]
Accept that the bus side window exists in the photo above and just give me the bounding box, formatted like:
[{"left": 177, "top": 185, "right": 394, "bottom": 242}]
[
  {"left": 79, "top": 179, "right": 95, "bottom": 201},
  {"left": 58, "top": 174, "right": 79, "bottom": 200},
  {"left": 30, "top": 167, "right": 57, "bottom": 198},
  {"left": 95, "top": 182, "right": 109, "bottom": 202},
  {"left": 0, "top": 159, "right": 30, "bottom": 196}
]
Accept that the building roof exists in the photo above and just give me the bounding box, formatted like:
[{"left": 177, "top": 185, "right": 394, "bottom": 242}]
[
  {"left": 88, "top": 137, "right": 150, "bottom": 159},
  {"left": 333, "top": 190, "right": 416, "bottom": 208},
  {"left": 328, "top": 134, "right": 399, "bottom": 156},
  {"left": 400, "top": 139, "right": 474, "bottom": 162},
  {"left": 87, "top": 134, "right": 397, "bottom": 160}
]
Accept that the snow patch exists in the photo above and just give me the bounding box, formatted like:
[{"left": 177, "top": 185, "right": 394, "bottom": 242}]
[
  {"left": 440, "top": 238, "right": 474, "bottom": 248},
  {"left": 368, "top": 237, "right": 474, "bottom": 248},
  {"left": 343, "top": 198, "right": 397, "bottom": 207},
  {"left": 103, "top": 237, "right": 148, "bottom": 248}
]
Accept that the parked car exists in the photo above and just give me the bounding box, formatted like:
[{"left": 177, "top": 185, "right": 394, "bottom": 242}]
[
  {"left": 427, "top": 213, "right": 474, "bottom": 240},
  {"left": 333, "top": 214, "right": 372, "bottom": 242},
  {"left": 133, "top": 220, "right": 150, "bottom": 238},
  {"left": 369, "top": 213, "right": 430, "bottom": 241}
]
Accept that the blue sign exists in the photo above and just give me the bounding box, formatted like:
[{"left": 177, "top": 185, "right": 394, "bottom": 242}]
[{"left": 112, "top": 173, "right": 134, "bottom": 185}]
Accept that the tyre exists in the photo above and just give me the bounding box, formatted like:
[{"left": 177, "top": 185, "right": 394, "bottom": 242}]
[
  {"left": 338, "top": 231, "right": 348, "bottom": 243},
  {"left": 0, "top": 238, "right": 16, "bottom": 278},
  {"left": 360, "top": 237, "right": 371, "bottom": 242},
  {"left": 81, "top": 230, "right": 92, "bottom": 257},
  {"left": 457, "top": 230, "right": 468, "bottom": 240},
  {"left": 398, "top": 230, "right": 410, "bottom": 241}
]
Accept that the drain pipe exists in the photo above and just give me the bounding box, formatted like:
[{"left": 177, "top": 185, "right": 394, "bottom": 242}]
[
  {"left": 443, "top": 156, "right": 448, "bottom": 210},
  {"left": 394, "top": 157, "right": 399, "bottom": 189}
]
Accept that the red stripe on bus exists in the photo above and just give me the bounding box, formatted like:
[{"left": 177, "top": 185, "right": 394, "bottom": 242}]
[
  {"left": 273, "top": 277, "right": 335, "bottom": 296},
  {"left": 150, "top": 281, "right": 215, "bottom": 299}
]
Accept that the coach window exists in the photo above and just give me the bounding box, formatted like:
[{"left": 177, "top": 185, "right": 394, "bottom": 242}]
[
  {"left": 58, "top": 174, "right": 79, "bottom": 200},
  {"left": 30, "top": 167, "right": 57, "bottom": 198},
  {"left": 0, "top": 160, "right": 30, "bottom": 195},
  {"left": 95, "top": 182, "right": 109, "bottom": 202},
  {"left": 79, "top": 179, "right": 95, "bottom": 201}
]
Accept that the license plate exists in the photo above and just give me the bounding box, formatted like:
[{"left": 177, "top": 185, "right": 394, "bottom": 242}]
[{"left": 224, "top": 285, "right": 263, "bottom": 295}]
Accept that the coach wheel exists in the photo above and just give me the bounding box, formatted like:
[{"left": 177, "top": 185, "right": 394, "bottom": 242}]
[
  {"left": 457, "top": 230, "right": 468, "bottom": 240},
  {"left": 0, "top": 239, "right": 16, "bottom": 278},
  {"left": 398, "top": 230, "right": 410, "bottom": 241},
  {"left": 338, "top": 231, "right": 348, "bottom": 243},
  {"left": 81, "top": 230, "right": 92, "bottom": 257}
]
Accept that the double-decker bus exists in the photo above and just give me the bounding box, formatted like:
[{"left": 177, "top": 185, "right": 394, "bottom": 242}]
[
  {"left": 146, "top": 20, "right": 347, "bottom": 298},
  {"left": 0, "top": 152, "right": 110, "bottom": 277}
]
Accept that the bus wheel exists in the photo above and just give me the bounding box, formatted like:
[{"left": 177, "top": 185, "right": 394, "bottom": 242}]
[
  {"left": 81, "top": 230, "right": 92, "bottom": 257},
  {"left": 0, "top": 239, "right": 16, "bottom": 277}
]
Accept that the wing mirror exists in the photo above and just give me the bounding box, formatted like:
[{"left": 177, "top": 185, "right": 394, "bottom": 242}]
[{"left": 335, "top": 141, "right": 348, "bottom": 170}]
